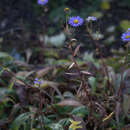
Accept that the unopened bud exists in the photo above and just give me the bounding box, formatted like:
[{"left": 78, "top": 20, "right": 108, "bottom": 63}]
[{"left": 64, "top": 8, "right": 70, "bottom": 13}]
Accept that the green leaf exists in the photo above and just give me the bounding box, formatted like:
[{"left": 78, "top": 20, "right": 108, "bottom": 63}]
[
  {"left": 0, "top": 52, "right": 13, "bottom": 60},
  {"left": 63, "top": 92, "right": 75, "bottom": 99},
  {"left": 58, "top": 118, "right": 71, "bottom": 127},
  {"left": 120, "top": 20, "right": 130, "bottom": 31},
  {"left": 45, "top": 123, "right": 64, "bottom": 130},
  {"left": 11, "top": 112, "right": 34, "bottom": 130},
  {"left": 71, "top": 106, "right": 89, "bottom": 117},
  {"left": 0, "top": 88, "right": 10, "bottom": 99},
  {"left": 88, "top": 77, "right": 97, "bottom": 94},
  {"left": 83, "top": 52, "right": 100, "bottom": 68},
  {"left": 53, "top": 104, "right": 73, "bottom": 115},
  {"left": 16, "top": 76, "right": 26, "bottom": 81},
  {"left": 110, "top": 119, "right": 117, "bottom": 129},
  {"left": 91, "top": 11, "right": 103, "bottom": 19},
  {"left": 114, "top": 74, "right": 121, "bottom": 92},
  {"left": 8, "top": 80, "right": 15, "bottom": 91},
  {"left": 100, "top": 1, "right": 110, "bottom": 10},
  {"left": 123, "top": 94, "right": 130, "bottom": 117},
  {"left": 56, "top": 59, "right": 71, "bottom": 65},
  {"left": 43, "top": 116, "right": 53, "bottom": 124},
  {"left": 44, "top": 49, "right": 59, "bottom": 58},
  {"left": 0, "top": 69, "right": 4, "bottom": 76}
]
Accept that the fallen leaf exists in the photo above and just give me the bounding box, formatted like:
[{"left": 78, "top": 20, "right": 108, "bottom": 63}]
[
  {"left": 25, "top": 48, "right": 32, "bottom": 63},
  {"left": 72, "top": 115, "right": 87, "bottom": 130},
  {"left": 57, "top": 99, "right": 83, "bottom": 107},
  {"left": 36, "top": 67, "right": 53, "bottom": 78},
  {"left": 68, "top": 62, "right": 75, "bottom": 70},
  {"left": 73, "top": 44, "right": 81, "bottom": 57}
]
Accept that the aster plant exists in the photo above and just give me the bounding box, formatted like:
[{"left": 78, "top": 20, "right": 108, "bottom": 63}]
[
  {"left": 86, "top": 16, "right": 97, "bottom": 22},
  {"left": 121, "top": 28, "right": 130, "bottom": 42},
  {"left": 34, "top": 78, "right": 41, "bottom": 87},
  {"left": 37, "top": 0, "right": 48, "bottom": 63},
  {"left": 68, "top": 16, "right": 83, "bottom": 27},
  {"left": 38, "top": 0, "right": 48, "bottom": 6}
]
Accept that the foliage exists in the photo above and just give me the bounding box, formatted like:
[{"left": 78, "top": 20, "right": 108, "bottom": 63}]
[{"left": 0, "top": 0, "right": 130, "bottom": 130}]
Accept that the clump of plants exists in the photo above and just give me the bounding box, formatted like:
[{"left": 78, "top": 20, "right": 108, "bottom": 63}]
[{"left": 0, "top": 0, "right": 130, "bottom": 130}]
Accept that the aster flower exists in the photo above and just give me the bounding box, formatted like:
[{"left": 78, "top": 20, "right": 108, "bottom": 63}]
[
  {"left": 86, "top": 16, "right": 97, "bottom": 22},
  {"left": 68, "top": 16, "right": 83, "bottom": 27},
  {"left": 34, "top": 78, "right": 41, "bottom": 87},
  {"left": 38, "top": 0, "right": 48, "bottom": 5},
  {"left": 121, "top": 29, "right": 130, "bottom": 42}
]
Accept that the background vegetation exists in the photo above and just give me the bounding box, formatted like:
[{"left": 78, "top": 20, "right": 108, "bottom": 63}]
[{"left": 0, "top": 0, "right": 130, "bottom": 129}]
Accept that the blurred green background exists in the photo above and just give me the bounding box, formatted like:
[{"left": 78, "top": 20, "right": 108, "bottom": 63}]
[{"left": 0, "top": 0, "right": 130, "bottom": 59}]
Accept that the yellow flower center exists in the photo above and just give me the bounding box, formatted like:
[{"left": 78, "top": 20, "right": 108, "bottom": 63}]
[
  {"left": 65, "top": 8, "right": 69, "bottom": 11},
  {"left": 41, "top": 0, "right": 45, "bottom": 1},
  {"left": 73, "top": 19, "right": 79, "bottom": 24},
  {"left": 126, "top": 35, "right": 130, "bottom": 39}
]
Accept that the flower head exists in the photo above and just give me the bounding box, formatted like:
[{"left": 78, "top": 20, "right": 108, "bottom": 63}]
[
  {"left": 38, "top": 0, "right": 48, "bottom": 5},
  {"left": 64, "top": 7, "right": 70, "bottom": 13},
  {"left": 86, "top": 16, "right": 97, "bottom": 22},
  {"left": 121, "top": 29, "right": 130, "bottom": 42},
  {"left": 34, "top": 78, "right": 41, "bottom": 87},
  {"left": 68, "top": 16, "right": 83, "bottom": 27},
  {"left": 69, "top": 119, "right": 82, "bottom": 130}
]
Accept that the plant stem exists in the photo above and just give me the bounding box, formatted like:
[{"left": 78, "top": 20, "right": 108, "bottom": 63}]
[
  {"left": 117, "top": 42, "right": 130, "bottom": 97},
  {"left": 40, "top": 8, "right": 47, "bottom": 64},
  {"left": 87, "top": 26, "right": 111, "bottom": 89}
]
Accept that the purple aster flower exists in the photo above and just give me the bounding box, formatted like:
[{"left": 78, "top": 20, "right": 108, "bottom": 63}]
[
  {"left": 34, "top": 78, "right": 41, "bottom": 85},
  {"left": 38, "top": 0, "right": 48, "bottom": 5},
  {"left": 86, "top": 16, "right": 97, "bottom": 22},
  {"left": 121, "top": 31, "right": 130, "bottom": 42},
  {"left": 68, "top": 16, "right": 83, "bottom": 27}
]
